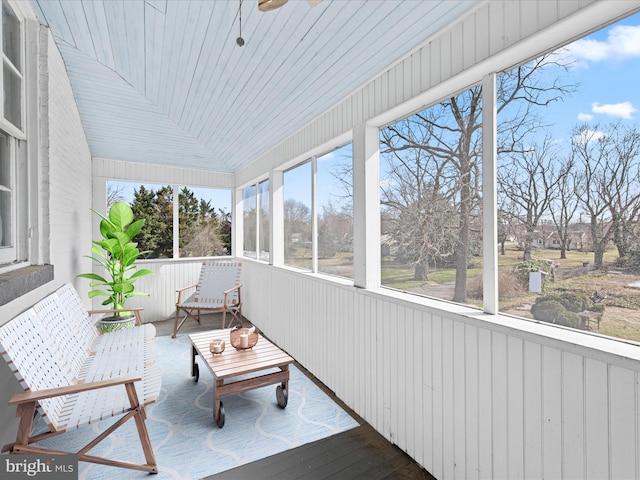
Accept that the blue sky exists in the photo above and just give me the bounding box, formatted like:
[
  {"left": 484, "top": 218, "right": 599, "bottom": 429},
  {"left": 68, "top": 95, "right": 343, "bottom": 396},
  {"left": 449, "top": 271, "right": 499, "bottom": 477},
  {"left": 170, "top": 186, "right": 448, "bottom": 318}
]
[
  {"left": 283, "top": 144, "right": 353, "bottom": 211},
  {"left": 542, "top": 12, "right": 640, "bottom": 143}
]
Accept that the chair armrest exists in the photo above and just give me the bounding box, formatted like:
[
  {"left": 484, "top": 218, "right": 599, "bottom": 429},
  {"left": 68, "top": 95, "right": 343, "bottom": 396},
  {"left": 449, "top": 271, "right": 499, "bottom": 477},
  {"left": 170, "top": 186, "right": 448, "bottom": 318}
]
[
  {"left": 176, "top": 284, "right": 198, "bottom": 304},
  {"left": 223, "top": 284, "right": 242, "bottom": 309},
  {"left": 223, "top": 284, "right": 242, "bottom": 295},
  {"left": 176, "top": 284, "right": 197, "bottom": 294},
  {"left": 8, "top": 375, "right": 142, "bottom": 406}
]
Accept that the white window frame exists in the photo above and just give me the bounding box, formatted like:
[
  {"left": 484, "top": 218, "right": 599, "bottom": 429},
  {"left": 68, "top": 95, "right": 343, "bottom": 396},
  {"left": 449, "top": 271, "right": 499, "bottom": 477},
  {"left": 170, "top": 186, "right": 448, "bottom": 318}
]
[{"left": 0, "top": 0, "right": 29, "bottom": 268}]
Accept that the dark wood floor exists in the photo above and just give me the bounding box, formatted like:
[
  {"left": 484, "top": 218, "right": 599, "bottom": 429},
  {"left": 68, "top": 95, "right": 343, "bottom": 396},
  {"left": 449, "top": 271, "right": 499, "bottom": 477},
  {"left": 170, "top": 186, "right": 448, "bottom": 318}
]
[{"left": 154, "top": 315, "right": 436, "bottom": 480}]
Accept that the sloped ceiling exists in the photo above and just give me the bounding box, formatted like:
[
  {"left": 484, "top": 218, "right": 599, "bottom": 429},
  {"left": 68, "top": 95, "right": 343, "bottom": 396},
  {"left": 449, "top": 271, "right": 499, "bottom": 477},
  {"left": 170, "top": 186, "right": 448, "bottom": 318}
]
[{"left": 31, "top": 0, "right": 478, "bottom": 173}]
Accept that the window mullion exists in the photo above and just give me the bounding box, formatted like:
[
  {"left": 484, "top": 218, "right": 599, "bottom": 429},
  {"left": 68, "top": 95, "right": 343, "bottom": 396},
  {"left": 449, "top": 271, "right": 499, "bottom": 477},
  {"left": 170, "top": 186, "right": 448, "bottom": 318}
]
[
  {"left": 482, "top": 73, "right": 498, "bottom": 314},
  {"left": 311, "top": 156, "right": 318, "bottom": 273}
]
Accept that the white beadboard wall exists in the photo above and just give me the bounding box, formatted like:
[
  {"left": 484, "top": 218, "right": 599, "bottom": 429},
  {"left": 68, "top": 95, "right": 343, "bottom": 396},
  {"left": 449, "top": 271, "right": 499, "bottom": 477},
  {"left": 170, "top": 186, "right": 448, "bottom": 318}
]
[
  {"left": 92, "top": 157, "right": 235, "bottom": 190},
  {"left": 240, "top": 261, "right": 640, "bottom": 480}
]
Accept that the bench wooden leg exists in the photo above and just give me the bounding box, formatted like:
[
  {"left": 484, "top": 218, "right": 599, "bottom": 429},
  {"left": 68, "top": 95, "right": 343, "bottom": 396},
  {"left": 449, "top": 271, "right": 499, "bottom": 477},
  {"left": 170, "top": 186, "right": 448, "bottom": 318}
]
[{"left": 8, "top": 383, "right": 158, "bottom": 474}]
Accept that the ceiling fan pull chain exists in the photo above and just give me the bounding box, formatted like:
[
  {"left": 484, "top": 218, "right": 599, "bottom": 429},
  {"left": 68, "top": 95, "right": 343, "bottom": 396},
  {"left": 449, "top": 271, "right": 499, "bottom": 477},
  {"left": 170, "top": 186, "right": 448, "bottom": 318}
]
[{"left": 236, "top": 0, "right": 245, "bottom": 47}]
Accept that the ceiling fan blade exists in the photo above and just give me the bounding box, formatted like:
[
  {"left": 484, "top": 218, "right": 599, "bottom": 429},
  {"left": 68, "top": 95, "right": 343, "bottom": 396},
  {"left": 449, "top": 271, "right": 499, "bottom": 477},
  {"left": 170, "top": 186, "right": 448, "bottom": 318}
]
[{"left": 258, "top": 0, "right": 288, "bottom": 12}]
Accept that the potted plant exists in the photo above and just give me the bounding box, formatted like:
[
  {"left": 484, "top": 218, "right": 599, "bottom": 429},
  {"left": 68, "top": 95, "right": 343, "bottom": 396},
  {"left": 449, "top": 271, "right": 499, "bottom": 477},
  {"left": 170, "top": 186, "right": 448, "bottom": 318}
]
[{"left": 78, "top": 201, "right": 154, "bottom": 332}]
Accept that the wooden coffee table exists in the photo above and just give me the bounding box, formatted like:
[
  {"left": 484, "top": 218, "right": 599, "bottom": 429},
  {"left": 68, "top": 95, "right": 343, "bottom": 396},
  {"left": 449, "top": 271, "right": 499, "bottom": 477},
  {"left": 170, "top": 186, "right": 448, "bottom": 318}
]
[{"left": 189, "top": 328, "right": 294, "bottom": 428}]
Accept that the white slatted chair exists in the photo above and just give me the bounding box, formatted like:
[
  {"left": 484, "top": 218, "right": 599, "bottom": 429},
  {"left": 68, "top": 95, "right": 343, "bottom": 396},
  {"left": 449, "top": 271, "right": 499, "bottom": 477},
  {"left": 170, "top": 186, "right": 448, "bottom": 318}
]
[
  {"left": 173, "top": 260, "right": 243, "bottom": 338},
  {"left": 0, "top": 287, "right": 161, "bottom": 474}
]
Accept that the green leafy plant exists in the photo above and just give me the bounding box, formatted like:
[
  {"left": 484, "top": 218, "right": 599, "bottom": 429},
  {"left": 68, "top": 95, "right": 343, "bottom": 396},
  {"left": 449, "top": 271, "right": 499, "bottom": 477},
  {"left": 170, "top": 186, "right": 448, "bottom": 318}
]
[{"left": 78, "top": 202, "right": 153, "bottom": 317}]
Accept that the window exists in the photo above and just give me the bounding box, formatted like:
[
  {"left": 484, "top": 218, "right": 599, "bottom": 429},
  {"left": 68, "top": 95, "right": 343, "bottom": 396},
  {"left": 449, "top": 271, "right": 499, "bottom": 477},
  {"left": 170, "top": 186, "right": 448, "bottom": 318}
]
[
  {"left": 317, "top": 145, "right": 353, "bottom": 278},
  {"left": 0, "top": 0, "right": 24, "bottom": 266},
  {"left": 496, "top": 14, "right": 640, "bottom": 343},
  {"left": 243, "top": 185, "right": 257, "bottom": 258},
  {"left": 0, "top": 130, "right": 14, "bottom": 258},
  {"left": 380, "top": 86, "right": 483, "bottom": 307},
  {"left": 258, "top": 179, "right": 269, "bottom": 261},
  {"left": 243, "top": 180, "right": 270, "bottom": 261},
  {"left": 275, "top": 145, "right": 354, "bottom": 276},
  {"left": 107, "top": 181, "right": 231, "bottom": 259},
  {"left": 2, "top": 0, "right": 21, "bottom": 130},
  {"left": 284, "top": 162, "right": 312, "bottom": 270}
]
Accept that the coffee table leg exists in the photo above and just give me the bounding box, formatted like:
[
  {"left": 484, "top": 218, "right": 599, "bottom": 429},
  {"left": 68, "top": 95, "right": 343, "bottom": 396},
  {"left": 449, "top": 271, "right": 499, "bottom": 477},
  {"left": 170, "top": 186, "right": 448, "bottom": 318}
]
[
  {"left": 191, "top": 346, "right": 201, "bottom": 382},
  {"left": 214, "top": 379, "right": 225, "bottom": 427},
  {"left": 276, "top": 365, "right": 289, "bottom": 408}
]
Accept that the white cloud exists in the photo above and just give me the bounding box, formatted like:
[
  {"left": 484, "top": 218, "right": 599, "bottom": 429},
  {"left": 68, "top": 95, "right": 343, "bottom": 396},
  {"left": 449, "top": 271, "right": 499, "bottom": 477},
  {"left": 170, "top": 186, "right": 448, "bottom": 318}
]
[
  {"left": 573, "top": 129, "right": 606, "bottom": 144},
  {"left": 562, "top": 24, "right": 640, "bottom": 65},
  {"left": 591, "top": 101, "right": 637, "bottom": 119},
  {"left": 577, "top": 112, "right": 593, "bottom": 121}
]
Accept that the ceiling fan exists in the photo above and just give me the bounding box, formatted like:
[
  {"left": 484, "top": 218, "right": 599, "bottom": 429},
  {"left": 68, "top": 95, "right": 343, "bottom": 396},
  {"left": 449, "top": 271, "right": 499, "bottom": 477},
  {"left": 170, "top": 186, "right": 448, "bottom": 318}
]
[{"left": 258, "top": 0, "right": 322, "bottom": 12}]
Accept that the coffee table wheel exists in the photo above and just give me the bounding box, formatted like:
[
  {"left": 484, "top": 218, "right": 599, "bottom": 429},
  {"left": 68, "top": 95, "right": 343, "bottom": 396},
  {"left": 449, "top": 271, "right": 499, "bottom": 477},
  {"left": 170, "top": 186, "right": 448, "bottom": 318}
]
[
  {"left": 216, "top": 402, "right": 225, "bottom": 428},
  {"left": 193, "top": 363, "right": 199, "bottom": 383},
  {"left": 276, "top": 385, "right": 288, "bottom": 409}
]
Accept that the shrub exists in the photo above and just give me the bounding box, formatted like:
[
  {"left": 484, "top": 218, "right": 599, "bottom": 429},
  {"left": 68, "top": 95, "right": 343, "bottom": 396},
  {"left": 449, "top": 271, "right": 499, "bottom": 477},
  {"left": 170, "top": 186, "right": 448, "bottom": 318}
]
[
  {"left": 466, "top": 268, "right": 525, "bottom": 300},
  {"left": 531, "top": 297, "right": 582, "bottom": 329},
  {"left": 514, "top": 259, "right": 553, "bottom": 286},
  {"left": 616, "top": 248, "right": 640, "bottom": 273},
  {"left": 555, "top": 292, "right": 590, "bottom": 313}
]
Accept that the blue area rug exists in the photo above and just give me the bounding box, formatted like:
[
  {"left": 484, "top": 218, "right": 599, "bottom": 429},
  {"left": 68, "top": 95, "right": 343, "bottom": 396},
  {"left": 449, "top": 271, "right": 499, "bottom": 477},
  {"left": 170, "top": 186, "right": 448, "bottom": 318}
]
[{"left": 35, "top": 334, "right": 359, "bottom": 479}]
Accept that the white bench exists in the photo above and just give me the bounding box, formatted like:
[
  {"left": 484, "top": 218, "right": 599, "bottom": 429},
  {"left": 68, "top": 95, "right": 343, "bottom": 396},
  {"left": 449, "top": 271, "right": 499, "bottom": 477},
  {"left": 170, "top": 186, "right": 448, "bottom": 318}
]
[{"left": 0, "top": 283, "right": 161, "bottom": 473}]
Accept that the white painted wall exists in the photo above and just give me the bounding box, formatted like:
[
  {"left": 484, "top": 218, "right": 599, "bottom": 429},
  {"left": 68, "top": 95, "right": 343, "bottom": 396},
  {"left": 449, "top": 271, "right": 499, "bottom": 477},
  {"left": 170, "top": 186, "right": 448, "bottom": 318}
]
[{"left": 46, "top": 31, "right": 94, "bottom": 300}]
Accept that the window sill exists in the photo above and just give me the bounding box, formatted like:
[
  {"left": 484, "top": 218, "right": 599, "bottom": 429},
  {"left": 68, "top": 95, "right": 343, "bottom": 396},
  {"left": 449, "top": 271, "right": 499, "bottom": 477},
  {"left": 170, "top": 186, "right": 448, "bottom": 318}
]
[{"left": 0, "top": 264, "right": 54, "bottom": 306}]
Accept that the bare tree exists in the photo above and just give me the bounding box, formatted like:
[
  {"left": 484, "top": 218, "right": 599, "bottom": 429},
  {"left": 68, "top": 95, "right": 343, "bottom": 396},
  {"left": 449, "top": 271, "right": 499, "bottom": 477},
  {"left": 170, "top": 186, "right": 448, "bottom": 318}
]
[
  {"left": 602, "top": 125, "right": 640, "bottom": 259},
  {"left": 283, "top": 199, "right": 311, "bottom": 256},
  {"left": 107, "top": 182, "right": 128, "bottom": 209},
  {"left": 381, "top": 53, "right": 575, "bottom": 302},
  {"left": 571, "top": 124, "right": 640, "bottom": 268},
  {"left": 572, "top": 124, "right": 615, "bottom": 268},
  {"left": 548, "top": 157, "right": 581, "bottom": 259},
  {"left": 498, "top": 137, "right": 563, "bottom": 261}
]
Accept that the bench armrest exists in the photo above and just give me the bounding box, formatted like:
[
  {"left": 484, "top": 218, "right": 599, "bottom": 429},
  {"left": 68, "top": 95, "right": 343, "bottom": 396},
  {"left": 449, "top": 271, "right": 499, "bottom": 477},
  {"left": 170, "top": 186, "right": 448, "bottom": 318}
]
[
  {"left": 87, "top": 308, "right": 144, "bottom": 326},
  {"left": 8, "top": 375, "right": 142, "bottom": 406},
  {"left": 88, "top": 308, "right": 144, "bottom": 314}
]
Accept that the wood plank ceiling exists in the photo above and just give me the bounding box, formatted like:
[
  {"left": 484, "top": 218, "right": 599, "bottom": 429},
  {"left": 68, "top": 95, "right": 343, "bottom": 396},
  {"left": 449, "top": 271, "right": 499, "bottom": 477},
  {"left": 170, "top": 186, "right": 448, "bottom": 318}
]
[{"left": 31, "top": 0, "right": 478, "bottom": 173}]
